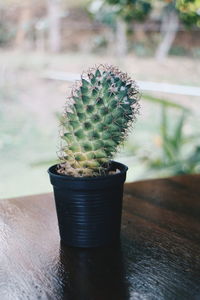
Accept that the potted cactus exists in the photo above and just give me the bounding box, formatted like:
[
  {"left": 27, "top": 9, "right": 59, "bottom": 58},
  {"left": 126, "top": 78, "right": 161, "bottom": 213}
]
[{"left": 48, "top": 65, "right": 140, "bottom": 248}]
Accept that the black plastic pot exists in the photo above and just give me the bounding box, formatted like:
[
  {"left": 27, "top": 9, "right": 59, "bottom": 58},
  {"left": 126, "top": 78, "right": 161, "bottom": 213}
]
[{"left": 48, "top": 161, "right": 128, "bottom": 248}]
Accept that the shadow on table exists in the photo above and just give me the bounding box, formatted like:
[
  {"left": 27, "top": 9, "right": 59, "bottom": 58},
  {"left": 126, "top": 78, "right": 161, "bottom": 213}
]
[{"left": 58, "top": 242, "right": 130, "bottom": 300}]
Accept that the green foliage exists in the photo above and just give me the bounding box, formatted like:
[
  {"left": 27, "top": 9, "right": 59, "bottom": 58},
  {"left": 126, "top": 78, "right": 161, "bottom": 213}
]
[
  {"left": 143, "top": 94, "right": 190, "bottom": 111},
  {"left": 0, "top": 15, "right": 15, "bottom": 46},
  {"left": 88, "top": 0, "right": 152, "bottom": 27},
  {"left": 90, "top": 0, "right": 200, "bottom": 27},
  {"left": 105, "top": 0, "right": 152, "bottom": 22},
  {"left": 158, "top": 0, "right": 200, "bottom": 27},
  {"left": 147, "top": 106, "right": 200, "bottom": 175},
  {"left": 176, "top": 0, "right": 200, "bottom": 27},
  {"left": 169, "top": 45, "right": 188, "bottom": 56},
  {"left": 58, "top": 65, "right": 140, "bottom": 177}
]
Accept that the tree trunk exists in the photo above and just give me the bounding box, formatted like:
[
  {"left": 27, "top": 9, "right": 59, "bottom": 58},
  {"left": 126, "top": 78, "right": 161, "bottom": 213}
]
[
  {"left": 47, "top": 0, "right": 61, "bottom": 53},
  {"left": 115, "top": 18, "right": 128, "bottom": 56},
  {"left": 15, "top": 6, "right": 32, "bottom": 49},
  {"left": 155, "top": 10, "right": 179, "bottom": 61}
]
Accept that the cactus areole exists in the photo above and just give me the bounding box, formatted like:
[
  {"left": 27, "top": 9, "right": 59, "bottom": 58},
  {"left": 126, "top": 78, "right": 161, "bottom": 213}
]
[{"left": 58, "top": 65, "right": 140, "bottom": 177}]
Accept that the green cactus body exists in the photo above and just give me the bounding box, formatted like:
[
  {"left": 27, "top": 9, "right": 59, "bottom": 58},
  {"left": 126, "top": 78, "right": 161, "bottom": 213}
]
[{"left": 58, "top": 65, "right": 140, "bottom": 177}]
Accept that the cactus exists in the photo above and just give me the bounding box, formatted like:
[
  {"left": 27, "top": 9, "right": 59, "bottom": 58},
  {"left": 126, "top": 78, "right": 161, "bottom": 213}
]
[{"left": 58, "top": 65, "right": 140, "bottom": 177}]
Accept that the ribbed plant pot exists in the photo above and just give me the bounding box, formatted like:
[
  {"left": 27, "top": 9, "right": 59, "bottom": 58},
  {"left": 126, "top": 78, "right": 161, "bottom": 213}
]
[{"left": 48, "top": 161, "right": 128, "bottom": 248}]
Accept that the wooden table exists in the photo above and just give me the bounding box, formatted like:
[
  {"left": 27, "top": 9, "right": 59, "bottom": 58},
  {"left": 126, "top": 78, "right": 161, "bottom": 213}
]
[{"left": 1, "top": 175, "right": 200, "bottom": 300}]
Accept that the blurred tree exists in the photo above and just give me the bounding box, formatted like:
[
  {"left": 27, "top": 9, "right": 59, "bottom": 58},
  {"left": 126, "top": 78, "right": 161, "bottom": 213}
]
[
  {"left": 15, "top": 4, "right": 32, "bottom": 49},
  {"left": 0, "top": 0, "right": 44, "bottom": 50},
  {"left": 89, "top": 0, "right": 152, "bottom": 56},
  {"left": 155, "top": 0, "right": 200, "bottom": 60},
  {"left": 90, "top": 0, "right": 200, "bottom": 57},
  {"left": 47, "top": 0, "right": 62, "bottom": 52}
]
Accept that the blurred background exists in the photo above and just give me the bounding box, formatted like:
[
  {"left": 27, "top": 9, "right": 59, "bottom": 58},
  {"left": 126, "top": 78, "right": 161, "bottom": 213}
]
[{"left": 0, "top": 0, "right": 200, "bottom": 198}]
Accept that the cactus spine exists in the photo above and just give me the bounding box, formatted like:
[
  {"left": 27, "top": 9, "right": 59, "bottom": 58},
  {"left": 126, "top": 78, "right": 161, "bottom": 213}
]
[{"left": 58, "top": 65, "right": 140, "bottom": 177}]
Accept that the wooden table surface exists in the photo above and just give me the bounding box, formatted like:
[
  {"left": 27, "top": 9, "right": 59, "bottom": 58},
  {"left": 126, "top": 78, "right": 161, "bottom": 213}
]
[{"left": 0, "top": 174, "right": 200, "bottom": 300}]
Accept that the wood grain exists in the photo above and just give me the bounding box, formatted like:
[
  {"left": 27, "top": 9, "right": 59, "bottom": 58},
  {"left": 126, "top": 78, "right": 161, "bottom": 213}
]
[{"left": 0, "top": 174, "right": 200, "bottom": 300}]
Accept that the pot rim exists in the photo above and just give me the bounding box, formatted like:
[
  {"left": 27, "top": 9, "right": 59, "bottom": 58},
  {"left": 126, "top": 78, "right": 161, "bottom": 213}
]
[{"left": 48, "top": 160, "right": 128, "bottom": 182}]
